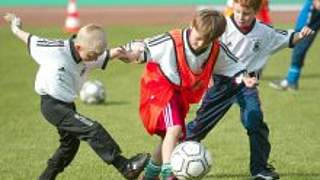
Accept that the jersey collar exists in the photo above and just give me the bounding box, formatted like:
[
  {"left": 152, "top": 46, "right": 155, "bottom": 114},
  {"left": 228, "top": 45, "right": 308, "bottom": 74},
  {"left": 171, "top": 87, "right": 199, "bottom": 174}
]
[{"left": 69, "top": 35, "right": 82, "bottom": 64}]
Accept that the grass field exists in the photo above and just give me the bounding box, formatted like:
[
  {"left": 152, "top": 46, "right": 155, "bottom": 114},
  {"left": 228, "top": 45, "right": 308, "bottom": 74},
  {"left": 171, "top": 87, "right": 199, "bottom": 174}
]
[{"left": 0, "top": 24, "right": 319, "bottom": 180}]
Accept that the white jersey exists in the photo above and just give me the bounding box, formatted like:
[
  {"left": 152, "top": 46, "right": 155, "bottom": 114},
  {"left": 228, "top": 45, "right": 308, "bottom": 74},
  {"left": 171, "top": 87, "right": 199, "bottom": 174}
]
[
  {"left": 219, "top": 17, "right": 294, "bottom": 75},
  {"left": 135, "top": 28, "right": 244, "bottom": 85},
  {"left": 28, "top": 35, "right": 109, "bottom": 103}
]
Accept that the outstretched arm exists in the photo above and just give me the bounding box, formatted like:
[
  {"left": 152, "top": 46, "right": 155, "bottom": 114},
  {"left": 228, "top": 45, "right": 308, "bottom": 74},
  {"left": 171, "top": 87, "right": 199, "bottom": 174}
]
[
  {"left": 3, "top": 13, "right": 30, "bottom": 44},
  {"left": 109, "top": 40, "right": 147, "bottom": 64}
]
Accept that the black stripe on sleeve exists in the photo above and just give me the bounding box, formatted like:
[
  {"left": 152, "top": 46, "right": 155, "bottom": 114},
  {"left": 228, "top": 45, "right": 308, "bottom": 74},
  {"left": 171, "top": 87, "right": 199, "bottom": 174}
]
[
  {"left": 148, "top": 37, "right": 171, "bottom": 47},
  {"left": 27, "top": 34, "right": 33, "bottom": 55},
  {"left": 220, "top": 42, "right": 238, "bottom": 63},
  {"left": 140, "top": 51, "right": 147, "bottom": 63},
  {"left": 289, "top": 32, "right": 296, "bottom": 48},
  {"left": 101, "top": 49, "right": 110, "bottom": 70},
  {"left": 148, "top": 33, "right": 170, "bottom": 44}
]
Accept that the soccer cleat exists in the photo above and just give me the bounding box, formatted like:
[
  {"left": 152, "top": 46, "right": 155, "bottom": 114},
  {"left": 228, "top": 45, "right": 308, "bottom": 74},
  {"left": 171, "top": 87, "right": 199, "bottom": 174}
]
[
  {"left": 252, "top": 164, "right": 280, "bottom": 180},
  {"left": 269, "top": 79, "right": 298, "bottom": 91},
  {"left": 121, "top": 153, "right": 151, "bottom": 180}
]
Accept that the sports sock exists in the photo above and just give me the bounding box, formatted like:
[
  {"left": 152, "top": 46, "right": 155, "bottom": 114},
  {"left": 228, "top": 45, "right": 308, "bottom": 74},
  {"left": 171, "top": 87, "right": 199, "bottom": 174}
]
[
  {"left": 160, "top": 163, "right": 173, "bottom": 179},
  {"left": 286, "top": 66, "right": 300, "bottom": 85},
  {"left": 144, "top": 160, "right": 161, "bottom": 179}
]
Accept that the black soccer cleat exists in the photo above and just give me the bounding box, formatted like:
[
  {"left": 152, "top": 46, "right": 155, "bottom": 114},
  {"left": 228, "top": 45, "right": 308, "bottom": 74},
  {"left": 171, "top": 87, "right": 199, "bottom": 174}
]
[
  {"left": 121, "top": 153, "right": 151, "bottom": 180},
  {"left": 252, "top": 164, "right": 280, "bottom": 180}
]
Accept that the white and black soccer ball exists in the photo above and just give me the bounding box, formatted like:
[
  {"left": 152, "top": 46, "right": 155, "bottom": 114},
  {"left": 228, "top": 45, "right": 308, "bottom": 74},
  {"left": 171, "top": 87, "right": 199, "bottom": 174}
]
[
  {"left": 170, "top": 141, "right": 212, "bottom": 180},
  {"left": 79, "top": 80, "right": 106, "bottom": 104}
]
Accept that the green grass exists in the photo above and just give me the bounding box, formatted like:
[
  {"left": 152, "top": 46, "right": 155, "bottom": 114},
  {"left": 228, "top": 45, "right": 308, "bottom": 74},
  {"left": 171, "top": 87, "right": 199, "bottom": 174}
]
[{"left": 0, "top": 25, "right": 319, "bottom": 180}]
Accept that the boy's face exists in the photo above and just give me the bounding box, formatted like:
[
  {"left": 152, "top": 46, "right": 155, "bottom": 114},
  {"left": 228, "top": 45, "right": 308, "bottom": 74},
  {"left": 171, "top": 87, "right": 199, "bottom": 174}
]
[
  {"left": 77, "top": 45, "right": 103, "bottom": 62},
  {"left": 314, "top": 0, "right": 320, "bottom": 10},
  {"left": 233, "top": 2, "right": 256, "bottom": 28},
  {"left": 189, "top": 27, "right": 211, "bottom": 53}
]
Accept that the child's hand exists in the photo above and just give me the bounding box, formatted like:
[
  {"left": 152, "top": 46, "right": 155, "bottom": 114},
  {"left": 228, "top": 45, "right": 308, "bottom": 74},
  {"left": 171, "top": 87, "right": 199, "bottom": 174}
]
[
  {"left": 112, "top": 46, "right": 144, "bottom": 64},
  {"left": 3, "top": 13, "right": 22, "bottom": 33},
  {"left": 298, "top": 26, "right": 315, "bottom": 39},
  {"left": 243, "top": 76, "right": 258, "bottom": 88}
]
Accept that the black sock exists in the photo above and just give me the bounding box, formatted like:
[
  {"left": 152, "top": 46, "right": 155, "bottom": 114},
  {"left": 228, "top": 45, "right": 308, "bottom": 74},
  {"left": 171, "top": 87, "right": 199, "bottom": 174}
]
[{"left": 112, "top": 155, "right": 128, "bottom": 171}]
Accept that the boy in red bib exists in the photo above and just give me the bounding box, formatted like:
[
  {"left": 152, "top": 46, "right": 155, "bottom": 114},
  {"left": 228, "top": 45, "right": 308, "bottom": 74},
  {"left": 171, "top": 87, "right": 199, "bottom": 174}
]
[{"left": 119, "top": 9, "right": 254, "bottom": 179}]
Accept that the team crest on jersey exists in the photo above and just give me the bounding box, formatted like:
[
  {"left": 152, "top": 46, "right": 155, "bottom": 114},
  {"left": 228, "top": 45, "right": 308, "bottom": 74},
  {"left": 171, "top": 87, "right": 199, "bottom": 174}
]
[{"left": 252, "top": 39, "right": 262, "bottom": 52}]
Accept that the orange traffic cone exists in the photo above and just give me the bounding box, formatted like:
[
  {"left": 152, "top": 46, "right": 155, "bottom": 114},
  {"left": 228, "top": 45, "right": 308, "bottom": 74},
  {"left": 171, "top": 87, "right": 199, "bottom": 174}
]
[{"left": 65, "top": 0, "right": 80, "bottom": 33}]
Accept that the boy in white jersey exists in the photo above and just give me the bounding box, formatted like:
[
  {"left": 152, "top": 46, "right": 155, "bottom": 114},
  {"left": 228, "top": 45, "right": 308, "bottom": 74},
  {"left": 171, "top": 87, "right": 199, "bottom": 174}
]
[
  {"left": 3, "top": 13, "right": 150, "bottom": 180},
  {"left": 186, "top": 0, "right": 314, "bottom": 180},
  {"left": 118, "top": 9, "right": 256, "bottom": 180}
]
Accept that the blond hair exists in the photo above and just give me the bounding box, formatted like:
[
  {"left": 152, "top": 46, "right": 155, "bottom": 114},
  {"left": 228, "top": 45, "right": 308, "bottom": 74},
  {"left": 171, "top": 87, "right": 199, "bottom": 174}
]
[
  {"left": 191, "top": 9, "right": 226, "bottom": 41},
  {"left": 233, "top": 0, "right": 263, "bottom": 12},
  {"left": 75, "top": 24, "right": 107, "bottom": 53}
]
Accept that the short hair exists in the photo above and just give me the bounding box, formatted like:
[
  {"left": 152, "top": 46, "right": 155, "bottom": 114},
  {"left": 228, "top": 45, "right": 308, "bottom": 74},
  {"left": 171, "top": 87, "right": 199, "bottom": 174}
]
[
  {"left": 233, "top": 0, "right": 263, "bottom": 12},
  {"left": 191, "top": 9, "right": 227, "bottom": 41},
  {"left": 75, "top": 24, "right": 107, "bottom": 54}
]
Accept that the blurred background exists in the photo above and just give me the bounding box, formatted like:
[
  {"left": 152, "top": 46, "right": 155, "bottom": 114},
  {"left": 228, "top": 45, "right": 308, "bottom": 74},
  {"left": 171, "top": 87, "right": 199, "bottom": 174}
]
[{"left": 0, "top": 0, "right": 303, "bottom": 27}]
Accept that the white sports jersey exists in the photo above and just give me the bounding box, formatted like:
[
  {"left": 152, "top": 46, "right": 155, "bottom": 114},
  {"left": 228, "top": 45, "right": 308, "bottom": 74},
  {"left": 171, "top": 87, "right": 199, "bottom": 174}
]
[
  {"left": 219, "top": 17, "right": 295, "bottom": 75},
  {"left": 135, "top": 28, "right": 244, "bottom": 85},
  {"left": 28, "top": 35, "right": 109, "bottom": 103}
]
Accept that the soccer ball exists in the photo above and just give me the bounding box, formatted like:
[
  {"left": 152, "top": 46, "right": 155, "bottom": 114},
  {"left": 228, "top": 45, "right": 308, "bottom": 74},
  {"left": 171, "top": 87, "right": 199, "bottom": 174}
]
[
  {"left": 79, "top": 80, "right": 106, "bottom": 104},
  {"left": 170, "top": 141, "right": 212, "bottom": 180}
]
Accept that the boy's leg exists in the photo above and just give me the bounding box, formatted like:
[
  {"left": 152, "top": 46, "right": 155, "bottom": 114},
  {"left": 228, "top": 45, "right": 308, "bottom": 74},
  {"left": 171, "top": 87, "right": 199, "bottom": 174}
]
[
  {"left": 39, "top": 130, "right": 80, "bottom": 180},
  {"left": 143, "top": 142, "right": 162, "bottom": 180},
  {"left": 40, "top": 95, "right": 149, "bottom": 179},
  {"left": 160, "top": 126, "right": 182, "bottom": 180},
  {"left": 286, "top": 7, "right": 320, "bottom": 86},
  {"left": 186, "top": 75, "right": 241, "bottom": 141},
  {"left": 39, "top": 96, "right": 81, "bottom": 180},
  {"left": 62, "top": 112, "right": 150, "bottom": 179},
  {"left": 237, "top": 88, "right": 278, "bottom": 179},
  {"left": 286, "top": 32, "right": 317, "bottom": 85},
  {"left": 269, "top": 32, "right": 318, "bottom": 91},
  {"left": 269, "top": 6, "right": 320, "bottom": 91},
  {"left": 151, "top": 93, "right": 186, "bottom": 180}
]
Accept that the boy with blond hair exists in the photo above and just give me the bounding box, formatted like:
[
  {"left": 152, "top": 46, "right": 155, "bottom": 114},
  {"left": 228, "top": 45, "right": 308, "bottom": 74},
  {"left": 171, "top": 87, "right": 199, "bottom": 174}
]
[
  {"left": 186, "top": 0, "right": 314, "bottom": 179},
  {"left": 3, "top": 13, "right": 150, "bottom": 180}
]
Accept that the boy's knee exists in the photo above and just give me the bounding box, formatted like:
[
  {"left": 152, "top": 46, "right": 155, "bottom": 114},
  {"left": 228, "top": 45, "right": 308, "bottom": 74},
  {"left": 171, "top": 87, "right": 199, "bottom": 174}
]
[
  {"left": 88, "top": 121, "right": 105, "bottom": 136},
  {"left": 70, "top": 139, "right": 80, "bottom": 150},
  {"left": 244, "top": 110, "right": 263, "bottom": 131}
]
